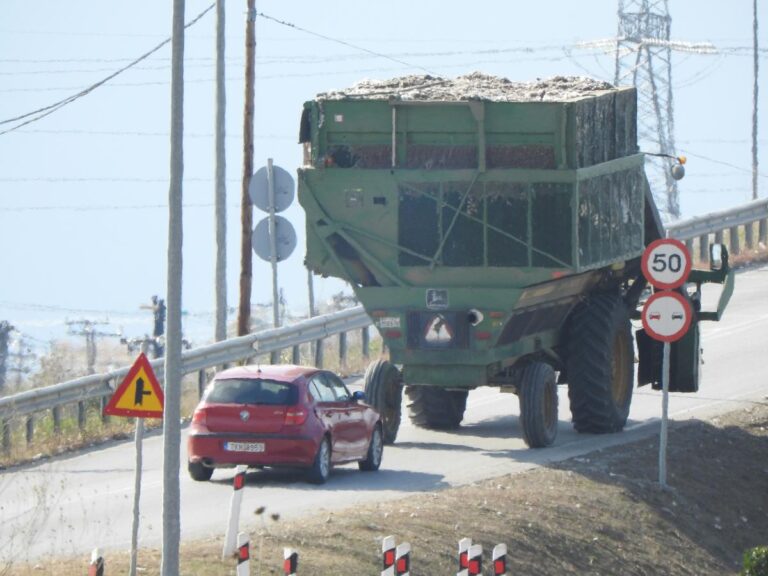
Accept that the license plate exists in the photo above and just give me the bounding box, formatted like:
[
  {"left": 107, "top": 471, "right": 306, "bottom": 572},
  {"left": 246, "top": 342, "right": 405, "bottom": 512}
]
[{"left": 224, "top": 441, "right": 265, "bottom": 453}]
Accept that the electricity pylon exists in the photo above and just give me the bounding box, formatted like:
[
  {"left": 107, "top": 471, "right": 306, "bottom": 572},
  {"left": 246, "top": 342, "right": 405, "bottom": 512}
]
[{"left": 613, "top": 0, "right": 715, "bottom": 219}]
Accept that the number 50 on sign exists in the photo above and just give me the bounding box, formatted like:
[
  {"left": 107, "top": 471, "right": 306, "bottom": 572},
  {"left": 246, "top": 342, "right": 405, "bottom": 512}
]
[{"left": 640, "top": 238, "right": 692, "bottom": 290}]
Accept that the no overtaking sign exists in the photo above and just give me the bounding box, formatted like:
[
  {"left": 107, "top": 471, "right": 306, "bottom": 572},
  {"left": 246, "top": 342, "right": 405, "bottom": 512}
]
[{"left": 641, "top": 238, "right": 692, "bottom": 343}]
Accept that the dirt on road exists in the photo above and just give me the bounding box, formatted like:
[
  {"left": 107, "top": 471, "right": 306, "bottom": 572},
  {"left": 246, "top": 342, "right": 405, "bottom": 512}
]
[{"left": 10, "top": 398, "right": 767, "bottom": 576}]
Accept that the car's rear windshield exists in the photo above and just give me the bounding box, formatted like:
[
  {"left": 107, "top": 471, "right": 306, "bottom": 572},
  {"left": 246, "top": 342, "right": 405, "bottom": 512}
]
[{"left": 205, "top": 378, "right": 297, "bottom": 405}]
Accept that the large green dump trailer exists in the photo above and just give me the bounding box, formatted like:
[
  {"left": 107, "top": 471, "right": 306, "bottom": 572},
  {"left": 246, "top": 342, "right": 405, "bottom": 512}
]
[{"left": 297, "top": 74, "right": 733, "bottom": 447}]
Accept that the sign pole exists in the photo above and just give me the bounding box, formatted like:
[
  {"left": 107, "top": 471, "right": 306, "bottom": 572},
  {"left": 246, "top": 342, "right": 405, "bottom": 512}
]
[
  {"left": 640, "top": 237, "right": 693, "bottom": 488},
  {"left": 129, "top": 342, "right": 150, "bottom": 576},
  {"left": 658, "top": 341, "right": 671, "bottom": 487},
  {"left": 130, "top": 416, "right": 144, "bottom": 576},
  {"left": 102, "top": 351, "right": 164, "bottom": 575},
  {"left": 267, "top": 158, "right": 280, "bottom": 329}
]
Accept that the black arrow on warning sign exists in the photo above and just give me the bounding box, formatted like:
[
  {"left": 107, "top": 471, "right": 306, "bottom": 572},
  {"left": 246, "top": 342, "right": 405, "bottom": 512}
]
[{"left": 134, "top": 377, "right": 152, "bottom": 406}]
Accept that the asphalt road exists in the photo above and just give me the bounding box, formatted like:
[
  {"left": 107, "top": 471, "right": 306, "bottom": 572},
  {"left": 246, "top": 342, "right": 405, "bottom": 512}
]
[{"left": 1, "top": 264, "right": 766, "bottom": 564}]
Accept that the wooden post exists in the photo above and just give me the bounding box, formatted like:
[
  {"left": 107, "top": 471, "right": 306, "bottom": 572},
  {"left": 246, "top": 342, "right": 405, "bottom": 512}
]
[
  {"left": 198, "top": 369, "right": 207, "bottom": 399},
  {"left": 729, "top": 226, "right": 741, "bottom": 255},
  {"left": 362, "top": 326, "right": 370, "bottom": 360},
  {"left": 2, "top": 418, "right": 10, "bottom": 454},
  {"left": 745, "top": 222, "right": 755, "bottom": 250},
  {"left": 78, "top": 401, "right": 87, "bottom": 430},
  {"left": 25, "top": 415, "right": 33, "bottom": 445},
  {"left": 52, "top": 406, "right": 61, "bottom": 434},
  {"left": 314, "top": 339, "right": 324, "bottom": 368},
  {"left": 292, "top": 345, "right": 300, "bottom": 365},
  {"left": 698, "top": 233, "right": 709, "bottom": 263},
  {"left": 237, "top": 0, "right": 256, "bottom": 337},
  {"left": 339, "top": 331, "right": 347, "bottom": 371}
]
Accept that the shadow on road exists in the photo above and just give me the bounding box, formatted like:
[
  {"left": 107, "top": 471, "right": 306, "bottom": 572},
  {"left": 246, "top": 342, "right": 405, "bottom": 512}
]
[{"left": 210, "top": 466, "right": 449, "bottom": 492}]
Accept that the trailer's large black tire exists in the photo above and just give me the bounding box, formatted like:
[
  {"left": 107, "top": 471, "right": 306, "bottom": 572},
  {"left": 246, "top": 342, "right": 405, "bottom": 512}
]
[
  {"left": 566, "top": 293, "right": 634, "bottom": 433},
  {"left": 363, "top": 359, "right": 402, "bottom": 444},
  {"left": 405, "top": 385, "right": 468, "bottom": 430},
  {"left": 519, "top": 362, "right": 559, "bottom": 448}
]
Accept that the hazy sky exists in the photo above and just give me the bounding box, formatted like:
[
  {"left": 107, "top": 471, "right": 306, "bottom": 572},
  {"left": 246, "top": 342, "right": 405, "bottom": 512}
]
[{"left": 1, "top": 0, "right": 765, "bottom": 351}]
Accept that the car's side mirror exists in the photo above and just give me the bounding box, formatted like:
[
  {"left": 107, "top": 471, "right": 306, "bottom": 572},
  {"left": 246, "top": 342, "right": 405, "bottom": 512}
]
[
  {"left": 710, "top": 243, "right": 724, "bottom": 271},
  {"left": 351, "top": 390, "right": 366, "bottom": 402}
]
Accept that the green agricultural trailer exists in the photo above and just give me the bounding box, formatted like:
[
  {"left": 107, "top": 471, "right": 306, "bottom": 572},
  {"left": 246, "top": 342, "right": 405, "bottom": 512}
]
[{"left": 297, "top": 74, "right": 734, "bottom": 448}]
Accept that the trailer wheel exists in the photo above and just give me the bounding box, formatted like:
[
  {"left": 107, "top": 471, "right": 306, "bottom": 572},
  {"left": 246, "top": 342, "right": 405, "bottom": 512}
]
[
  {"left": 364, "top": 359, "right": 402, "bottom": 444},
  {"left": 405, "top": 385, "right": 468, "bottom": 430},
  {"left": 566, "top": 293, "right": 634, "bottom": 433},
  {"left": 519, "top": 362, "right": 559, "bottom": 448}
]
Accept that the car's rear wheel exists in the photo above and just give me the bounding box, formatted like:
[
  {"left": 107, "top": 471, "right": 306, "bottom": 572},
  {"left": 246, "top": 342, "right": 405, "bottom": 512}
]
[
  {"left": 188, "top": 460, "right": 213, "bottom": 482},
  {"left": 358, "top": 424, "right": 383, "bottom": 471},
  {"left": 308, "top": 437, "right": 331, "bottom": 484}
]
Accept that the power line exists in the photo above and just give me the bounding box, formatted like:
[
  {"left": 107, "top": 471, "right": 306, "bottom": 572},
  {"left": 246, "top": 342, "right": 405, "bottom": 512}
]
[
  {"left": 0, "top": 3, "right": 215, "bottom": 136},
  {"left": 680, "top": 150, "right": 768, "bottom": 179},
  {"left": 256, "top": 11, "right": 437, "bottom": 75}
]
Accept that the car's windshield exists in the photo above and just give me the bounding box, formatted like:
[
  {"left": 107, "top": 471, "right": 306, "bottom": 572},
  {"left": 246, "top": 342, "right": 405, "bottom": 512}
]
[{"left": 205, "top": 378, "right": 297, "bottom": 405}]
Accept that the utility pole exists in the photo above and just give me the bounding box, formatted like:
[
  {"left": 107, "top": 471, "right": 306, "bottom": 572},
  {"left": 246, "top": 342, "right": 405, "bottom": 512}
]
[
  {"left": 754, "top": 0, "right": 766, "bottom": 246},
  {"left": 8, "top": 336, "right": 35, "bottom": 388},
  {"left": 0, "top": 321, "right": 13, "bottom": 393},
  {"left": 66, "top": 319, "right": 120, "bottom": 375},
  {"left": 237, "top": 0, "right": 256, "bottom": 336},
  {"left": 162, "top": 0, "right": 186, "bottom": 572},
  {"left": 753, "top": 0, "right": 760, "bottom": 201},
  {"left": 214, "top": 0, "right": 228, "bottom": 342}
]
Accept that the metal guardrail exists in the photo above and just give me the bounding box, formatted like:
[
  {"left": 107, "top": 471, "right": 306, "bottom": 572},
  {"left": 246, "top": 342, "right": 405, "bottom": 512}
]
[
  {"left": 1, "top": 197, "right": 766, "bottom": 439},
  {"left": 666, "top": 197, "right": 768, "bottom": 241},
  {"left": 0, "top": 306, "right": 370, "bottom": 423}
]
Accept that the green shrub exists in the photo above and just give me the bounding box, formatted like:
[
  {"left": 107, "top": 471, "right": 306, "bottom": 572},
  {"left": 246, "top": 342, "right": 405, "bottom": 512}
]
[{"left": 743, "top": 546, "right": 768, "bottom": 576}]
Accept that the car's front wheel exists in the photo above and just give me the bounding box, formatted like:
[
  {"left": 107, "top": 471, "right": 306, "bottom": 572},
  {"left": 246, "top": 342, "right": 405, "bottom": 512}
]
[
  {"left": 359, "top": 424, "right": 383, "bottom": 471},
  {"left": 308, "top": 437, "right": 331, "bottom": 484},
  {"left": 188, "top": 460, "right": 213, "bottom": 482}
]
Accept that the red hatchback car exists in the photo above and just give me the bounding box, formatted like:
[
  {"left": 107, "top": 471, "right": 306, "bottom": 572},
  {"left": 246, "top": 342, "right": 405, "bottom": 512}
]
[{"left": 187, "top": 364, "right": 383, "bottom": 484}]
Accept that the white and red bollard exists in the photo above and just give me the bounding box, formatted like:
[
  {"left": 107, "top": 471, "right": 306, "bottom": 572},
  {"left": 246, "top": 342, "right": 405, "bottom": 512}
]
[
  {"left": 382, "top": 535, "right": 396, "bottom": 576},
  {"left": 88, "top": 548, "right": 104, "bottom": 576},
  {"left": 381, "top": 535, "right": 410, "bottom": 576},
  {"left": 223, "top": 465, "right": 248, "bottom": 559},
  {"left": 283, "top": 547, "right": 298, "bottom": 575},
  {"left": 492, "top": 543, "right": 508, "bottom": 576},
  {"left": 467, "top": 543, "right": 483, "bottom": 576},
  {"left": 457, "top": 537, "right": 472, "bottom": 575},
  {"left": 395, "top": 542, "right": 411, "bottom": 576},
  {"left": 236, "top": 532, "right": 250, "bottom": 576}
]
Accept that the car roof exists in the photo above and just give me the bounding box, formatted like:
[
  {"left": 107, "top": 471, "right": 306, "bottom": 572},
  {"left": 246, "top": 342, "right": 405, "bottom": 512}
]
[{"left": 212, "top": 364, "right": 320, "bottom": 383}]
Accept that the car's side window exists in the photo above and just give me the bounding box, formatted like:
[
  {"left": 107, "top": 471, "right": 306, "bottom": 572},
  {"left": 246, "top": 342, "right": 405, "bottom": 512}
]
[
  {"left": 326, "top": 373, "right": 351, "bottom": 402},
  {"left": 308, "top": 375, "right": 335, "bottom": 403}
]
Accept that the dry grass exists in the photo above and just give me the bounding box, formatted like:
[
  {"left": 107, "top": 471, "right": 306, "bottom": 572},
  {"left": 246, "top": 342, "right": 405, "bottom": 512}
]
[{"left": 7, "top": 402, "right": 768, "bottom": 575}]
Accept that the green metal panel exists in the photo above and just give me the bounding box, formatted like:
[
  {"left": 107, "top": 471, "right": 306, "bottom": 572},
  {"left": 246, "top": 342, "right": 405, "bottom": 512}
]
[{"left": 299, "top": 90, "right": 647, "bottom": 389}]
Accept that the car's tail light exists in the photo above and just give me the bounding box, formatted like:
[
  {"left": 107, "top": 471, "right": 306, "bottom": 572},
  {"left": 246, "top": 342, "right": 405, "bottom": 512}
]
[
  {"left": 190, "top": 409, "right": 208, "bottom": 431},
  {"left": 284, "top": 409, "right": 307, "bottom": 426}
]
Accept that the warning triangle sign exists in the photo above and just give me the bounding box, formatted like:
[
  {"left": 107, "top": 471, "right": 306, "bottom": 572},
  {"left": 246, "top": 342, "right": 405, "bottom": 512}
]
[{"left": 104, "top": 352, "right": 165, "bottom": 418}]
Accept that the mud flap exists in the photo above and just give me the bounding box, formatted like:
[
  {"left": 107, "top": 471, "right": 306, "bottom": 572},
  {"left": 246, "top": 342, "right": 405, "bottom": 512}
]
[{"left": 636, "top": 322, "right": 700, "bottom": 393}]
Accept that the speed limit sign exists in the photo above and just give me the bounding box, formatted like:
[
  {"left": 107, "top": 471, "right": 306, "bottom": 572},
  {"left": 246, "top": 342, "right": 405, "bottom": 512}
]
[{"left": 641, "top": 238, "right": 691, "bottom": 289}]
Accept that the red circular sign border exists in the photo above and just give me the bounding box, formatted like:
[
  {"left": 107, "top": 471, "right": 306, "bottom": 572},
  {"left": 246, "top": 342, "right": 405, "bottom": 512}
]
[
  {"left": 641, "top": 291, "right": 693, "bottom": 343},
  {"left": 641, "top": 238, "right": 692, "bottom": 290}
]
